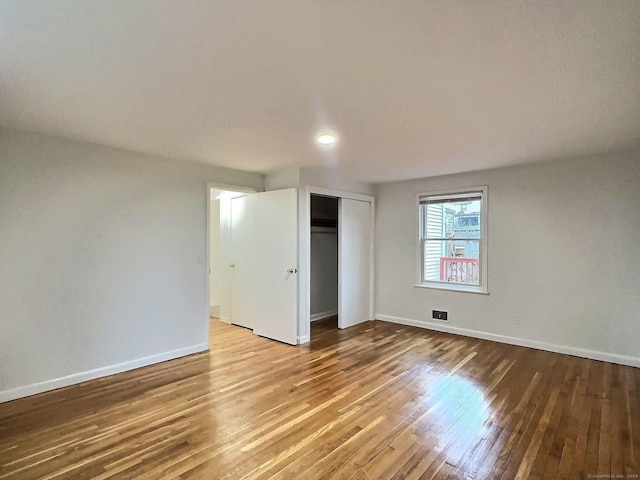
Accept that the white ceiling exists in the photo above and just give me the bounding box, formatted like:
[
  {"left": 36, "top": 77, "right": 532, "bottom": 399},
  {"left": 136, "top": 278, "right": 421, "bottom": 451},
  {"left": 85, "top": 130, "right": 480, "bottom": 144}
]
[{"left": 2, "top": 1, "right": 639, "bottom": 183}]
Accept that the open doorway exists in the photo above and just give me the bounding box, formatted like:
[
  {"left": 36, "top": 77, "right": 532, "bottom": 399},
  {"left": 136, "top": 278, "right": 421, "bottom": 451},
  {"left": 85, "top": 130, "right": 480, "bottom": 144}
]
[
  {"left": 208, "top": 185, "right": 299, "bottom": 345},
  {"left": 209, "top": 187, "right": 255, "bottom": 330},
  {"left": 310, "top": 195, "right": 339, "bottom": 335}
]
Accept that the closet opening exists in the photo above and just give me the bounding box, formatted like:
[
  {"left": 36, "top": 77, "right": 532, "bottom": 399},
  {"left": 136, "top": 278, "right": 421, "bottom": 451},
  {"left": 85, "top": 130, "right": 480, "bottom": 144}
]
[{"left": 310, "top": 194, "right": 339, "bottom": 336}]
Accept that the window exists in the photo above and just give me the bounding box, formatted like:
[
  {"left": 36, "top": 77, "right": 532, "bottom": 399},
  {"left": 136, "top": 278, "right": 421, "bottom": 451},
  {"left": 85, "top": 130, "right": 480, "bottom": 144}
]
[{"left": 418, "top": 187, "right": 488, "bottom": 293}]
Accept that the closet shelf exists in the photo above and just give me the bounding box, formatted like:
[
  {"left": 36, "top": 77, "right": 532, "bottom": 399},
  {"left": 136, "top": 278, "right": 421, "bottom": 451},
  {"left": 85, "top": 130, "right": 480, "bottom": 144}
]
[{"left": 311, "top": 218, "right": 337, "bottom": 228}]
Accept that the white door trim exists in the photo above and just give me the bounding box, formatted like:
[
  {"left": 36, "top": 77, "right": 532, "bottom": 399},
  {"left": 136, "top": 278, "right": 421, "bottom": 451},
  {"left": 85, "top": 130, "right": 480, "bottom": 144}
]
[
  {"left": 304, "top": 186, "right": 375, "bottom": 342},
  {"left": 306, "top": 186, "right": 374, "bottom": 203}
]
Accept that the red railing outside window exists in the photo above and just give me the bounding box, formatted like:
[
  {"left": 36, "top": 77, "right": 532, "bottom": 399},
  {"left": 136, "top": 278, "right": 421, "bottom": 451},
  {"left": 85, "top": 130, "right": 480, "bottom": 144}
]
[{"left": 439, "top": 257, "right": 479, "bottom": 284}]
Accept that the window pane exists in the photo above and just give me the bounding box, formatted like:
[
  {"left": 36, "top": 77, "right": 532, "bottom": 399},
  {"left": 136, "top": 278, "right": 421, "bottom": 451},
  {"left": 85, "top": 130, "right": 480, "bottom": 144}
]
[
  {"left": 424, "top": 199, "right": 481, "bottom": 239},
  {"left": 424, "top": 240, "right": 480, "bottom": 285}
]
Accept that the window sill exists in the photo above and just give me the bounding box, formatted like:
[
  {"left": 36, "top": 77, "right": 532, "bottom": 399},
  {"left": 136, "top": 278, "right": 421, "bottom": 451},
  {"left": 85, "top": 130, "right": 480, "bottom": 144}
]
[{"left": 414, "top": 282, "right": 489, "bottom": 295}]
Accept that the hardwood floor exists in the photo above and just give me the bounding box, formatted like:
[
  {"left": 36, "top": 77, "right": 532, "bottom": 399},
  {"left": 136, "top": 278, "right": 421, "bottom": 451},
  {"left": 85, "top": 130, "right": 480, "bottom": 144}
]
[
  {"left": 1, "top": 319, "right": 638, "bottom": 479},
  {"left": 311, "top": 315, "right": 338, "bottom": 334}
]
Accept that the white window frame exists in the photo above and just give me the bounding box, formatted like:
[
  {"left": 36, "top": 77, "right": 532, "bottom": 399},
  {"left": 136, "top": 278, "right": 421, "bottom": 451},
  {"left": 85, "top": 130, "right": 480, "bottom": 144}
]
[{"left": 416, "top": 186, "right": 488, "bottom": 294}]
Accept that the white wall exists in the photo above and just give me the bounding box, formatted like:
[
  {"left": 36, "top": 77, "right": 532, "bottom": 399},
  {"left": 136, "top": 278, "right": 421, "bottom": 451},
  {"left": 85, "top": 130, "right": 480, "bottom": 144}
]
[
  {"left": 0, "top": 129, "right": 263, "bottom": 401},
  {"left": 265, "top": 168, "right": 300, "bottom": 191},
  {"left": 310, "top": 229, "right": 338, "bottom": 320},
  {"left": 375, "top": 149, "right": 640, "bottom": 366},
  {"left": 209, "top": 199, "right": 221, "bottom": 312},
  {"left": 299, "top": 167, "right": 375, "bottom": 196}
]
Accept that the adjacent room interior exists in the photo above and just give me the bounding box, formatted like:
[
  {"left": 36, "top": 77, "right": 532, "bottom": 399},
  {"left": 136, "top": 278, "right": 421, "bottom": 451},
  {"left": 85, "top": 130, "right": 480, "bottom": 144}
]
[{"left": 208, "top": 187, "right": 254, "bottom": 327}]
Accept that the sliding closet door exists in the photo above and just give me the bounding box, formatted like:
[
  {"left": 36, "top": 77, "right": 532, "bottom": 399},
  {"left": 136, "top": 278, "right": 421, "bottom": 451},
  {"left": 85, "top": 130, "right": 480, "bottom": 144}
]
[{"left": 338, "top": 198, "right": 372, "bottom": 329}]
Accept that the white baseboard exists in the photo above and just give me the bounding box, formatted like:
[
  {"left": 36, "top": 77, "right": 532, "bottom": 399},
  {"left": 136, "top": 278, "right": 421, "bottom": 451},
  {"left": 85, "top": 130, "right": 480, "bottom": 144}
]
[
  {"left": 310, "top": 309, "right": 338, "bottom": 322},
  {"left": 376, "top": 314, "right": 640, "bottom": 368},
  {"left": 298, "top": 335, "right": 310, "bottom": 344},
  {"left": 209, "top": 305, "right": 220, "bottom": 317},
  {"left": 0, "top": 343, "right": 208, "bottom": 403}
]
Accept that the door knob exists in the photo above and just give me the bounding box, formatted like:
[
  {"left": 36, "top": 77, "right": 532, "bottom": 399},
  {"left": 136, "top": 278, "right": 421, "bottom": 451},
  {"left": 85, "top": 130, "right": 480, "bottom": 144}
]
[
  {"left": 287, "top": 268, "right": 297, "bottom": 274},
  {"left": 229, "top": 263, "right": 235, "bottom": 268}
]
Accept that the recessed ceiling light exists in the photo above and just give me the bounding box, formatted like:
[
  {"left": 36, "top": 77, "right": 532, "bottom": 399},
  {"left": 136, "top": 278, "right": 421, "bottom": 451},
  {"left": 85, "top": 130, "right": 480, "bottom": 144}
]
[{"left": 317, "top": 133, "right": 337, "bottom": 145}]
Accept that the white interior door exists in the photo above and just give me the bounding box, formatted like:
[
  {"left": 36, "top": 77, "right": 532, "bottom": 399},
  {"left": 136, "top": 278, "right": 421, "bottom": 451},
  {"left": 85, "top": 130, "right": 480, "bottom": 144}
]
[
  {"left": 339, "top": 198, "right": 372, "bottom": 329},
  {"left": 254, "top": 188, "right": 298, "bottom": 345},
  {"left": 230, "top": 195, "right": 255, "bottom": 329}
]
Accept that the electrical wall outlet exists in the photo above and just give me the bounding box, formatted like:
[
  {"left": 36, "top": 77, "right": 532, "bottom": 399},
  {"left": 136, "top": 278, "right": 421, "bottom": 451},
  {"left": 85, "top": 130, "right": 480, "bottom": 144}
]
[{"left": 432, "top": 310, "right": 448, "bottom": 321}]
